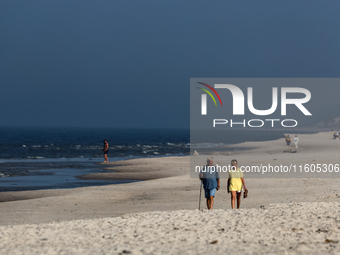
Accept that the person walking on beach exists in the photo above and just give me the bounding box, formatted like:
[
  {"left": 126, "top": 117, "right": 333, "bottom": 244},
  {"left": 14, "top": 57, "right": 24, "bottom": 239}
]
[
  {"left": 294, "top": 135, "right": 299, "bottom": 149},
  {"left": 285, "top": 135, "right": 291, "bottom": 149},
  {"left": 102, "top": 140, "right": 109, "bottom": 162},
  {"left": 199, "top": 157, "right": 220, "bottom": 210},
  {"left": 228, "top": 159, "right": 246, "bottom": 209}
]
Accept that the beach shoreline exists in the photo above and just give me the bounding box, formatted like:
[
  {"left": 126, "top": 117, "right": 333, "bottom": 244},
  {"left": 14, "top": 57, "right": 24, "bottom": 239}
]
[
  {"left": 0, "top": 131, "right": 339, "bottom": 220},
  {"left": 0, "top": 131, "right": 340, "bottom": 253}
]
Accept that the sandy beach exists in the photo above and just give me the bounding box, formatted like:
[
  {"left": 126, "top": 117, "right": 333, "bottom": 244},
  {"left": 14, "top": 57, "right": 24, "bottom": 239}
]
[
  {"left": 0, "top": 131, "right": 340, "bottom": 254},
  {"left": 0, "top": 202, "right": 339, "bottom": 254}
]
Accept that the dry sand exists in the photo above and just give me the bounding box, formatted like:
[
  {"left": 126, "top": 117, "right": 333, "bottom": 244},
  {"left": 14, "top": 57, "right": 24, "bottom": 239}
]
[
  {"left": 0, "top": 131, "right": 339, "bottom": 254},
  {"left": 0, "top": 202, "right": 339, "bottom": 254}
]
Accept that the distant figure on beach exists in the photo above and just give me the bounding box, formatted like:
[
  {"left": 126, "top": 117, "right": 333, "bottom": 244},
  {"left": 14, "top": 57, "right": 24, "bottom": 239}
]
[
  {"left": 199, "top": 157, "right": 220, "bottom": 210},
  {"left": 294, "top": 135, "right": 299, "bottom": 149},
  {"left": 333, "top": 132, "right": 339, "bottom": 140},
  {"left": 228, "top": 159, "right": 246, "bottom": 209},
  {"left": 102, "top": 140, "right": 109, "bottom": 162},
  {"left": 285, "top": 135, "right": 291, "bottom": 149}
]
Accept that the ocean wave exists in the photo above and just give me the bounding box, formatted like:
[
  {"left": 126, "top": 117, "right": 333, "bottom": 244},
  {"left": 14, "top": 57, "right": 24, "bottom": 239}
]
[
  {"left": 83, "top": 146, "right": 102, "bottom": 150},
  {"left": 0, "top": 172, "right": 9, "bottom": 178},
  {"left": 187, "top": 143, "right": 220, "bottom": 149},
  {"left": 143, "top": 145, "right": 153, "bottom": 148}
]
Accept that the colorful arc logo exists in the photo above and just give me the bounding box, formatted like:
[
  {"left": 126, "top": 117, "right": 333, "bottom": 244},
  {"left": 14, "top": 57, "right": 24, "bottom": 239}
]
[
  {"left": 196, "top": 82, "right": 222, "bottom": 115},
  {"left": 196, "top": 82, "right": 222, "bottom": 106}
]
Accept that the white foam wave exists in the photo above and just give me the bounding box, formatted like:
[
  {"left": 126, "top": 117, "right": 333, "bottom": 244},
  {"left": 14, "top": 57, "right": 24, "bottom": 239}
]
[
  {"left": 0, "top": 172, "right": 9, "bottom": 177},
  {"left": 83, "top": 146, "right": 101, "bottom": 150},
  {"left": 26, "top": 156, "right": 45, "bottom": 159},
  {"left": 187, "top": 143, "right": 219, "bottom": 149}
]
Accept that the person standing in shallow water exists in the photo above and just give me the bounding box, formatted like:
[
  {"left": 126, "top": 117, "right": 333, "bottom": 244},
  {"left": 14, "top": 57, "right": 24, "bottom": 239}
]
[{"left": 102, "top": 140, "right": 109, "bottom": 162}]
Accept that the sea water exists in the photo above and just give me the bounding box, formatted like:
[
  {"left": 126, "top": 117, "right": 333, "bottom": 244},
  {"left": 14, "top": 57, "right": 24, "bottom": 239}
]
[
  {"left": 0, "top": 127, "right": 189, "bottom": 191},
  {"left": 0, "top": 127, "right": 308, "bottom": 191}
]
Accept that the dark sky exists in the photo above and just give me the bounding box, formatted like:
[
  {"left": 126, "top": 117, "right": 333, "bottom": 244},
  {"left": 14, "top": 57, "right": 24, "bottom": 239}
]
[{"left": 1, "top": 0, "right": 340, "bottom": 128}]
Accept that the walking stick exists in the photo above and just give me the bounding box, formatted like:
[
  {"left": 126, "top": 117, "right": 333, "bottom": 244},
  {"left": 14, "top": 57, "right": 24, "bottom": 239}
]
[{"left": 199, "top": 181, "right": 203, "bottom": 210}]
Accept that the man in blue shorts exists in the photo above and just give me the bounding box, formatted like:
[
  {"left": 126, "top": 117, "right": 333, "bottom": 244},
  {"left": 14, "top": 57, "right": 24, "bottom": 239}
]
[{"left": 199, "top": 157, "right": 220, "bottom": 210}]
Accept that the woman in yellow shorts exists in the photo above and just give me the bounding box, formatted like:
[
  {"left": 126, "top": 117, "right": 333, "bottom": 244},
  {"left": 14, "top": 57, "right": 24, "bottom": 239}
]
[{"left": 228, "top": 159, "right": 246, "bottom": 209}]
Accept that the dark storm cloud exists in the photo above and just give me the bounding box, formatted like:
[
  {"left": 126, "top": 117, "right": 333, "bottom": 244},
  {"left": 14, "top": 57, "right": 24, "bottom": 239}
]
[{"left": 1, "top": 0, "right": 340, "bottom": 128}]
